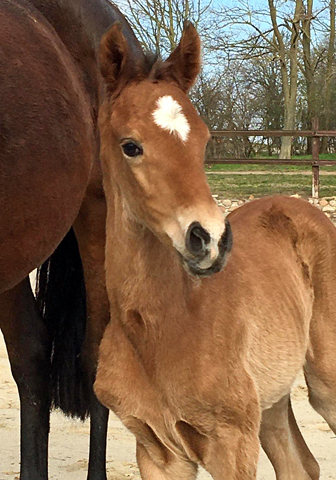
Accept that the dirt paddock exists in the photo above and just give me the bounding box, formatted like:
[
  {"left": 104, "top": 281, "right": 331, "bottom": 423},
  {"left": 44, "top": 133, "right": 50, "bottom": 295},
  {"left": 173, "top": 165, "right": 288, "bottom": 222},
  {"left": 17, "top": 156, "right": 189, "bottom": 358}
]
[{"left": 0, "top": 333, "right": 335, "bottom": 479}]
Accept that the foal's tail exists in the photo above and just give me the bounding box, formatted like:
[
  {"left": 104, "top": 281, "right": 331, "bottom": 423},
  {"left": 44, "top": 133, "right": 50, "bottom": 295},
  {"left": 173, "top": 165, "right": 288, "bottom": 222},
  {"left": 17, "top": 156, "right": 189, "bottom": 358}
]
[{"left": 35, "top": 228, "right": 90, "bottom": 420}]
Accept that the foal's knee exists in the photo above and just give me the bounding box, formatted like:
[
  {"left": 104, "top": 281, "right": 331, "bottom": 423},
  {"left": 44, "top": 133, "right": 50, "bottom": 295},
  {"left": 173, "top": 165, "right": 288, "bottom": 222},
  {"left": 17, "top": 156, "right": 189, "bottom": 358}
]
[{"left": 136, "top": 441, "right": 197, "bottom": 480}]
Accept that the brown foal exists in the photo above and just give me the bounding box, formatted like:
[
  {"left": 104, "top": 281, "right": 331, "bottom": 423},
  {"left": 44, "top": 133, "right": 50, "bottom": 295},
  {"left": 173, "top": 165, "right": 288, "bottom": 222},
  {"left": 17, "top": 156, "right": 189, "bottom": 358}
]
[{"left": 94, "top": 22, "right": 335, "bottom": 480}]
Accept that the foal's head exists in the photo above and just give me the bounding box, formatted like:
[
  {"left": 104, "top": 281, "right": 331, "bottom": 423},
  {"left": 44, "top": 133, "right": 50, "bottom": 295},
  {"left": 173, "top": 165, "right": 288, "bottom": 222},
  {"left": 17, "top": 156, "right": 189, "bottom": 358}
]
[{"left": 99, "top": 22, "right": 232, "bottom": 277}]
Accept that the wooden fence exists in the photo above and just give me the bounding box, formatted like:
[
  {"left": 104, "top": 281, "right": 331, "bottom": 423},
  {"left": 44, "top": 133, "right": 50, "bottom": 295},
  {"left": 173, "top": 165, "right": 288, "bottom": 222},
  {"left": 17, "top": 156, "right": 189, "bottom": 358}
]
[{"left": 207, "top": 119, "right": 336, "bottom": 198}]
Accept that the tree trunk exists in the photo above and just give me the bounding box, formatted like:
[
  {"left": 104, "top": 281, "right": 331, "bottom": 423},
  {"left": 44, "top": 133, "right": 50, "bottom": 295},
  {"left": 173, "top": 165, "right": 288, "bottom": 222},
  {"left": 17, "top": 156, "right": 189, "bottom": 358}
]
[
  {"left": 321, "top": 0, "right": 335, "bottom": 153},
  {"left": 301, "top": 0, "right": 315, "bottom": 154},
  {"left": 281, "top": 107, "right": 296, "bottom": 158},
  {"left": 269, "top": 0, "right": 301, "bottom": 159}
]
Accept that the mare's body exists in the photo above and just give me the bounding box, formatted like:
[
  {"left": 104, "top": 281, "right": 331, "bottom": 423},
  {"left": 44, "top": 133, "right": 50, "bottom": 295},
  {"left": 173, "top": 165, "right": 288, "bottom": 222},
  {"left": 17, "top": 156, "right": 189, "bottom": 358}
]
[
  {"left": 0, "top": 1, "right": 141, "bottom": 479},
  {"left": 0, "top": 0, "right": 137, "bottom": 290}
]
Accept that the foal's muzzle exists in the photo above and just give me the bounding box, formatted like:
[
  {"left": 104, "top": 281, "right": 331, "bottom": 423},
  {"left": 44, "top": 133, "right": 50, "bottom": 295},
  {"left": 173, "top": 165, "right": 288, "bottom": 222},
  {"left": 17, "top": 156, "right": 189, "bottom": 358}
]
[{"left": 183, "top": 219, "right": 233, "bottom": 277}]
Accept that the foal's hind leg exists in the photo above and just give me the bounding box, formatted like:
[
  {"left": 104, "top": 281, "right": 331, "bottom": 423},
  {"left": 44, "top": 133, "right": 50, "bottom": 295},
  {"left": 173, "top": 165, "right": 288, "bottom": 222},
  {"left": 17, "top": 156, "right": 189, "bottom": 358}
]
[
  {"left": 0, "top": 277, "right": 51, "bottom": 480},
  {"left": 136, "top": 441, "right": 198, "bottom": 480},
  {"left": 304, "top": 360, "right": 336, "bottom": 434},
  {"left": 303, "top": 301, "right": 336, "bottom": 434},
  {"left": 260, "top": 395, "right": 319, "bottom": 480},
  {"left": 303, "top": 251, "right": 336, "bottom": 435},
  {"left": 287, "top": 398, "right": 320, "bottom": 480}
]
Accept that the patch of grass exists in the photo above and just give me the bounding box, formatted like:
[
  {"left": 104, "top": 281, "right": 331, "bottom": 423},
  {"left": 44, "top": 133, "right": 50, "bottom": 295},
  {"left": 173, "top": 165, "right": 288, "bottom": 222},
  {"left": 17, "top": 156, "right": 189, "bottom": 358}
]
[
  {"left": 207, "top": 173, "right": 336, "bottom": 199},
  {"left": 206, "top": 164, "right": 306, "bottom": 172},
  {"left": 205, "top": 153, "right": 336, "bottom": 173},
  {"left": 290, "top": 153, "right": 336, "bottom": 160}
]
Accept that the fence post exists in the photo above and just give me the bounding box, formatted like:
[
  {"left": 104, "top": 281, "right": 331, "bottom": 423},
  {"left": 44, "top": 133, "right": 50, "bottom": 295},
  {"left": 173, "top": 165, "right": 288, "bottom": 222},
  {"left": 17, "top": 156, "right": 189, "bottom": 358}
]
[{"left": 312, "top": 117, "right": 320, "bottom": 199}]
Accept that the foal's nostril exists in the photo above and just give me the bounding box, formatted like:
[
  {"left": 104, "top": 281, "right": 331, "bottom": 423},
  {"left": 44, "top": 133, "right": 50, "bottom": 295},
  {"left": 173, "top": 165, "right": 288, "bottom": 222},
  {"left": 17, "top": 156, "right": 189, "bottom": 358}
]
[{"left": 186, "top": 222, "right": 211, "bottom": 255}]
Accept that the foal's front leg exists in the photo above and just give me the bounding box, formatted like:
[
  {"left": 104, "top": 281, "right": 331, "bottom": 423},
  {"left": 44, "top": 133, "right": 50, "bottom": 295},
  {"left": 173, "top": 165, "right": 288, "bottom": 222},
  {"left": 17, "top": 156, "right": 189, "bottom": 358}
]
[
  {"left": 175, "top": 379, "right": 260, "bottom": 480},
  {"left": 136, "top": 441, "right": 198, "bottom": 480},
  {"left": 136, "top": 421, "right": 260, "bottom": 480},
  {"left": 136, "top": 394, "right": 260, "bottom": 479},
  {"left": 196, "top": 424, "right": 259, "bottom": 480},
  {"left": 0, "top": 277, "right": 51, "bottom": 480},
  {"left": 187, "top": 381, "right": 260, "bottom": 480}
]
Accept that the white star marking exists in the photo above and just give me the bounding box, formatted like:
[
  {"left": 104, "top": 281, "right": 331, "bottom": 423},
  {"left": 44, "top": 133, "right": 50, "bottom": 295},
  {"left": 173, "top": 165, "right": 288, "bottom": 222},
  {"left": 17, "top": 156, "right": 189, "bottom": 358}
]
[{"left": 152, "top": 95, "right": 190, "bottom": 142}]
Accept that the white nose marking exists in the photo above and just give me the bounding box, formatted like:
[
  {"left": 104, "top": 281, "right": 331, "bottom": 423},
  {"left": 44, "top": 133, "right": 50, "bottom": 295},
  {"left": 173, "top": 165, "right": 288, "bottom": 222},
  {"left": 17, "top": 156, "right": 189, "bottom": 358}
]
[{"left": 152, "top": 95, "right": 190, "bottom": 142}]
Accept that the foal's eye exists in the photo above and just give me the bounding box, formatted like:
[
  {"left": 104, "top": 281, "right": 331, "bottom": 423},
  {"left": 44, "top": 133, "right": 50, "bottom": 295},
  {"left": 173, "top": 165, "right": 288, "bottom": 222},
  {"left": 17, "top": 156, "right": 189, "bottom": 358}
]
[{"left": 121, "top": 141, "right": 143, "bottom": 158}]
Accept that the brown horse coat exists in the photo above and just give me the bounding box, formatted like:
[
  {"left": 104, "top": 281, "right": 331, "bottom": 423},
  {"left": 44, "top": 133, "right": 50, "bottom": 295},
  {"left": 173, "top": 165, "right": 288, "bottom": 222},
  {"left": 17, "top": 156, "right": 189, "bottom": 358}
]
[
  {"left": 0, "top": 0, "right": 94, "bottom": 291},
  {"left": 95, "top": 23, "right": 335, "bottom": 480},
  {"left": 0, "top": 0, "right": 142, "bottom": 292},
  {"left": 97, "top": 195, "right": 336, "bottom": 479}
]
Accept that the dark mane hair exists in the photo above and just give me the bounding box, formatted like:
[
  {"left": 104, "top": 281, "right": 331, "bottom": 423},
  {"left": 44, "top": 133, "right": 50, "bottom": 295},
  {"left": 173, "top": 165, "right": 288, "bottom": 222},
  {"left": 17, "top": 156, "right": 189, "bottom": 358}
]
[
  {"left": 143, "top": 52, "right": 161, "bottom": 77},
  {"left": 29, "top": 0, "right": 144, "bottom": 107},
  {"left": 106, "top": 52, "right": 181, "bottom": 103}
]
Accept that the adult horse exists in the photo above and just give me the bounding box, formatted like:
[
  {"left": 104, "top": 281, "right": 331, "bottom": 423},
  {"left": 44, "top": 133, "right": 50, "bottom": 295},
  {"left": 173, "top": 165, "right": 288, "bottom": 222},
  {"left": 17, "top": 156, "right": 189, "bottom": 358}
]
[
  {"left": 94, "top": 22, "right": 335, "bottom": 480},
  {"left": 0, "top": 1, "right": 142, "bottom": 479}
]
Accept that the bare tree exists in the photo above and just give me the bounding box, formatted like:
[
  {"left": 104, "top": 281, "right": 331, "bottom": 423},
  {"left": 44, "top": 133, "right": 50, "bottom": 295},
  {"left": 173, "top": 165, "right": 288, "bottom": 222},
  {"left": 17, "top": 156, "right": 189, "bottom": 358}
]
[
  {"left": 114, "top": 0, "right": 212, "bottom": 55},
  {"left": 113, "top": 0, "right": 336, "bottom": 157},
  {"left": 209, "top": 0, "right": 336, "bottom": 158},
  {"left": 270, "top": 0, "right": 302, "bottom": 158},
  {"left": 209, "top": 0, "right": 305, "bottom": 158}
]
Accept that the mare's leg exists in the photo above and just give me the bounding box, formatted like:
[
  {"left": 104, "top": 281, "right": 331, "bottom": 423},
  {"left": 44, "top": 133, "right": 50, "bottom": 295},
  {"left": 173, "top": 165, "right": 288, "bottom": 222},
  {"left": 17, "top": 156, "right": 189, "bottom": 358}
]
[
  {"left": 0, "top": 277, "right": 51, "bottom": 480},
  {"left": 74, "top": 185, "right": 110, "bottom": 480},
  {"left": 136, "top": 442, "right": 198, "bottom": 480},
  {"left": 260, "top": 395, "right": 319, "bottom": 480},
  {"left": 87, "top": 393, "right": 109, "bottom": 480}
]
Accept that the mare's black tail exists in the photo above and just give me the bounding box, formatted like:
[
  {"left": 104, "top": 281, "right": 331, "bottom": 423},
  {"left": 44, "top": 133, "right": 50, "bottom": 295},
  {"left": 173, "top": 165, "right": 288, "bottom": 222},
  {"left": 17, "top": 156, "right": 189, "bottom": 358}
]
[{"left": 35, "top": 228, "right": 90, "bottom": 420}]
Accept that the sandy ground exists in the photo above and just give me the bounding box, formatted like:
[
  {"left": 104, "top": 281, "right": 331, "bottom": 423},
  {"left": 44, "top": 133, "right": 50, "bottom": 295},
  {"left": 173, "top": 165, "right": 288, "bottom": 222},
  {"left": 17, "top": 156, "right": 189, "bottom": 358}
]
[{"left": 0, "top": 332, "right": 335, "bottom": 480}]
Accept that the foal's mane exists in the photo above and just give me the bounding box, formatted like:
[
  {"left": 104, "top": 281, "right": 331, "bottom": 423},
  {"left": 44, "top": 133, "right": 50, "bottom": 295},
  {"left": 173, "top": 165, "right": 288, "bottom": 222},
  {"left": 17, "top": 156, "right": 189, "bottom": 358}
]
[
  {"left": 106, "top": 51, "right": 190, "bottom": 102},
  {"left": 102, "top": 50, "right": 163, "bottom": 101},
  {"left": 29, "top": 0, "right": 144, "bottom": 104}
]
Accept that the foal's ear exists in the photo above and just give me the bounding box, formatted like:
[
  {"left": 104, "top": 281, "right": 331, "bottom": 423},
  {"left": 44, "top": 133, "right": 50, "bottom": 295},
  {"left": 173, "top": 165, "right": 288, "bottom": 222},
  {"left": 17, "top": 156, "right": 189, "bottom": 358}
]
[
  {"left": 100, "top": 23, "right": 134, "bottom": 94},
  {"left": 164, "top": 22, "right": 201, "bottom": 93}
]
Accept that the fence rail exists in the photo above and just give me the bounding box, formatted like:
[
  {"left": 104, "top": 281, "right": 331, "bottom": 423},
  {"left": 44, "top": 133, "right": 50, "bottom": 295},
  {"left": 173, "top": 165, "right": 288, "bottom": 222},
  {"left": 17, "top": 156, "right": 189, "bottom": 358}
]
[
  {"left": 210, "top": 129, "right": 336, "bottom": 138},
  {"left": 207, "top": 119, "right": 336, "bottom": 198},
  {"left": 206, "top": 158, "right": 336, "bottom": 166}
]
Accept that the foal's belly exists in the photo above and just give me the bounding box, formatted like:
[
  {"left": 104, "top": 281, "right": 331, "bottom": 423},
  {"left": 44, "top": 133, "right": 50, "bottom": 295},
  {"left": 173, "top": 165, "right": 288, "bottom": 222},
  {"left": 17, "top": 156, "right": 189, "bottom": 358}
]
[{"left": 248, "top": 314, "right": 311, "bottom": 410}]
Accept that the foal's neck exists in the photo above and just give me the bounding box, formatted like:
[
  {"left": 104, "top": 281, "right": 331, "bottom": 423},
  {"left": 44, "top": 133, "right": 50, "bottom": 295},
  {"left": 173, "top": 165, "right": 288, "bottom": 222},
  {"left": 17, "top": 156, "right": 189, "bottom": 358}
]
[{"left": 107, "top": 191, "right": 194, "bottom": 313}]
